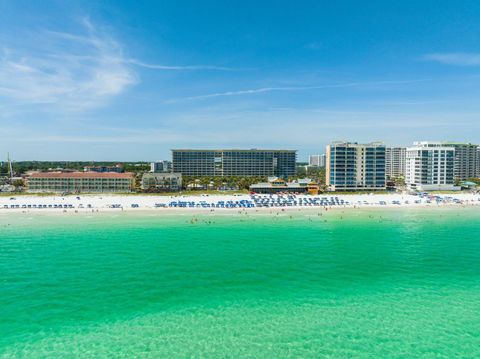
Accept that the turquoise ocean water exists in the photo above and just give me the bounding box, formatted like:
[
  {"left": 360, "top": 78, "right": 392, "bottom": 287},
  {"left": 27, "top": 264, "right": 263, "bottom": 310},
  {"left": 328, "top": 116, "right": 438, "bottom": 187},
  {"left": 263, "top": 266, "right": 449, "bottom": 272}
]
[{"left": 1, "top": 208, "right": 480, "bottom": 358}]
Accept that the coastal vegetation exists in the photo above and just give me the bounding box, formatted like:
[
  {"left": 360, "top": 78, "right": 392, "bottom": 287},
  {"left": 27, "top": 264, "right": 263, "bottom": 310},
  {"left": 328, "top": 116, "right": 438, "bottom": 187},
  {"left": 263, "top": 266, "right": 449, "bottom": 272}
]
[
  {"left": 182, "top": 176, "right": 267, "bottom": 191},
  {"left": 0, "top": 161, "right": 150, "bottom": 175},
  {"left": 295, "top": 166, "right": 326, "bottom": 185}
]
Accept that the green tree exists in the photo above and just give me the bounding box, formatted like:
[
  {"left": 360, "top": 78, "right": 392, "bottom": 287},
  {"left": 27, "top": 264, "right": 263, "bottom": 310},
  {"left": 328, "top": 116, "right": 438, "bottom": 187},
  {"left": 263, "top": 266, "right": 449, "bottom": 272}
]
[{"left": 12, "top": 179, "right": 25, "bottom": 188}]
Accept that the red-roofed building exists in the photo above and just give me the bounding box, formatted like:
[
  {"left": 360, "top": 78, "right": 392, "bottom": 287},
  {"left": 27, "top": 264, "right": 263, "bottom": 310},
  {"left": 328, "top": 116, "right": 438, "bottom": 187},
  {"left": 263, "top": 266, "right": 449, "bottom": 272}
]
[{"left": 27, "top": 172, "right": 135, "bottom": 193}]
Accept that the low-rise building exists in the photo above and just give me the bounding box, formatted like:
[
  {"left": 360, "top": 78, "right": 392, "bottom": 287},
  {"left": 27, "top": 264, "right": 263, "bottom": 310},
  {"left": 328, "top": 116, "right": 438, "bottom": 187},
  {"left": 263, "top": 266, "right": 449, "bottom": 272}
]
[
  {"left": 27, "top": 172, "right": 134, "bottom": 193},
  {"left": 141, "top": 173, "right": 182, "bottom": 192},
  {"left": 0, "top": 184, "right": 16, "bottom": 192},
  {"left": 84, "top": 164, "right": 124, "bottom": 173},
  {"left": 250, "top": 177, "right": 319, "bottom": 194},
  {"left": 460, "top": 181, "right": 478, "bottom": 190}
]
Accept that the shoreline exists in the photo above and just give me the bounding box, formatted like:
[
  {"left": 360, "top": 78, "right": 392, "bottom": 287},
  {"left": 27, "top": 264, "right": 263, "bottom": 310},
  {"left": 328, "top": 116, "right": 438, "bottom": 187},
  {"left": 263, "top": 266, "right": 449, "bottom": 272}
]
[{"left": 1, "top": 193, "right": 479, "bottom": 215}]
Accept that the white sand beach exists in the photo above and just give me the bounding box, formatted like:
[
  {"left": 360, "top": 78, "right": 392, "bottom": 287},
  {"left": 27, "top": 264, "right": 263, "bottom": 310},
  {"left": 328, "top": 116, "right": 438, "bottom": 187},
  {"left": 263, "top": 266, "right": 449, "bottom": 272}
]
[{"left": 1, "top": 192, "right": 479, "bottom": 214}]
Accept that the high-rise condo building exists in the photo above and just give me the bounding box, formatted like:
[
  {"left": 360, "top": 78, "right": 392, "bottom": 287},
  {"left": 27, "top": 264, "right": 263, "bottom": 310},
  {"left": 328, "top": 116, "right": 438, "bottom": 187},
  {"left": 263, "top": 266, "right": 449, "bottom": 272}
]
[
  {"left": 405, "top": 142, "right": 457, "bottom": 191},
  {"left": 172, "top": 149, "right": 297, "bottom": 177},
  {"left": 308, "top": 154, "right": 326, "bottom": 167},
  {"left": 385, "top": 147, "right": 406, "bottom": 179},
  {"left": 441, "top": 142, "right": 478, "bottom": 180},
  {"left": 150, "top": 160, "right": 172, "bottom": 173},
  {"left": 325, "top": 142, "right": 386, "bottom": 191},
  {"left": 477, "top": 146, "right": 480, "bottom": 177}
]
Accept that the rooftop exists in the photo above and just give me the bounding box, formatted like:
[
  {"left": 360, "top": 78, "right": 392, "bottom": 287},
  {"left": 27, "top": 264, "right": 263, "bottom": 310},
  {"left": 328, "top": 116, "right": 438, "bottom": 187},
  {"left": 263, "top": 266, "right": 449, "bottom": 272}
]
[
  {"left": 171, "top": 149, "right": 297, "bottom": 153},
  {"left": 84, "top": 164, "right": 123, "bottom": 168},
  {"left": 408, "top": 144, "right": 456, "bottom": 150},
  {"left": 413, "top": 141, "right": 479, "bottom": 147},
  {"left": 29, "top": 172, "right": 134, "bottom": 179},
  {"left": 143, "top": 172, "right": 182, "bottom": 178},
  {"left": 329, "top": 141, "right": 385, "bottom": 147}
]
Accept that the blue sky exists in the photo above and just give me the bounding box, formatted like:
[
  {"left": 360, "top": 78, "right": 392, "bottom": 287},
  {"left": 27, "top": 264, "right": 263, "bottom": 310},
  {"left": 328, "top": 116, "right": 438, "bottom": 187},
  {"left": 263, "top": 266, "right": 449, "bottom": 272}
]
[{"left": 1, "top": 0, "right": 480, "bottom": 161}]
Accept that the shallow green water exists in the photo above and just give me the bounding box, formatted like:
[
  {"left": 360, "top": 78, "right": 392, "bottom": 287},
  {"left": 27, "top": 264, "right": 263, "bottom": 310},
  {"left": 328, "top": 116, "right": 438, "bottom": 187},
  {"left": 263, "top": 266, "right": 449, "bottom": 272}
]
[{"left": 1, "top": 208, "right": 480, "bottom": 358}]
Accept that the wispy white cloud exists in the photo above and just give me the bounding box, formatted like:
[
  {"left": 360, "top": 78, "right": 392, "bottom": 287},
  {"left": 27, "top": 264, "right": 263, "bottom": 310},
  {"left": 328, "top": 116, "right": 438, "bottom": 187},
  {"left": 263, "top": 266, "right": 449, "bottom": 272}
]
[
  {"left": 0, "top": 17, "right": 238, "bottom": 114},
  {"left": 0, "top": 17, "right": 137, "bottom": 111},
  {"left": 165, "top": 79, "right": 430, "bottom": 103},
  {"left": 423, "top": 53, "right": 480, "bottom": 66}
]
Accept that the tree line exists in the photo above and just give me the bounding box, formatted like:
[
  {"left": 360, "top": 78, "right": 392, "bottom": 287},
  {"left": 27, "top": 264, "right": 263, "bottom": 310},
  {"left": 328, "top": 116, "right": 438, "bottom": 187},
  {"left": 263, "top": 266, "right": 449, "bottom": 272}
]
[{"left": 1, "top": 161, "right": 150, "bottom": 175}]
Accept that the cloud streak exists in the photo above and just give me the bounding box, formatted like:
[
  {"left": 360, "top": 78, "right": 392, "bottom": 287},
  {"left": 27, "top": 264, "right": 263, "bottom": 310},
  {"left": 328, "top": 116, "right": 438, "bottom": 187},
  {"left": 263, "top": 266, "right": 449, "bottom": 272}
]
[
  {"left": 126, "top": 59, "right": 244, "bottom": 71},
  {"left": 165, "top": 79, "right": 430, "bottom": 103},
  {"left": 423, "top": 53, "right": 480, "bottom": 66}
]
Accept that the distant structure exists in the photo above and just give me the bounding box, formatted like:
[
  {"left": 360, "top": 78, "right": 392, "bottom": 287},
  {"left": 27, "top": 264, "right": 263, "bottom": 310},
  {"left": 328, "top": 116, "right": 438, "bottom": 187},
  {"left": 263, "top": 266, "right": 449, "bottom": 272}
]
[
  {"left": 250, "top": 177, "right": 319, "bottom": 194},
  {"left": 84, "top": 164, "right": 124, "bottom": 173},
  {"left": 308, "top": 154, "right": 326, "bottom": 167},
  {"left": 477, "top": 146, "right": 480, "bottom": 177},
  {"left": 385, "top": 147, "right": 406, "bottom": 179},
  {"left": 150, "top": 160, "right": 172, "bottom": 173},
  {"left": 325, "top": 142, "right": 386, "bottom": 191},
  {"left": 7, "top": 152, "right": 14, "bottom": 179},
  {"left": 27, "top": 172, "right": 134, "bottom": 193},
  {"left": 141, "top": 173, "right": 182, "bottom": 192},
  {"left": 405, "top": 142, "right": 458, "bottom": 191},
  {"left": 441, "top": 142, "right": 478, "bottom": 180},
  {"left": 172, "top": 149, "right": 297, "bottom": 177}
]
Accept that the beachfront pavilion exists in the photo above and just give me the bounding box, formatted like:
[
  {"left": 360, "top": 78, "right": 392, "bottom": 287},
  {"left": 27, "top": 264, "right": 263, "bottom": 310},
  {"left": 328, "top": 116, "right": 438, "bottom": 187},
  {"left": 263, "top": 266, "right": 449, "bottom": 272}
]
[{"left": 249, "top": 177, "right": 319, "bottom": 194}]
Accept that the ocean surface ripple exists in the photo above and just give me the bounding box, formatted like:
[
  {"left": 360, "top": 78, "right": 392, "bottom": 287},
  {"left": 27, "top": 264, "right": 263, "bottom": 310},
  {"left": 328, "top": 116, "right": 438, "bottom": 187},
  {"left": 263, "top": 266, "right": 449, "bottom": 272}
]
[{"left": 1, "top": 208, "right": 480, "bottom": 358}]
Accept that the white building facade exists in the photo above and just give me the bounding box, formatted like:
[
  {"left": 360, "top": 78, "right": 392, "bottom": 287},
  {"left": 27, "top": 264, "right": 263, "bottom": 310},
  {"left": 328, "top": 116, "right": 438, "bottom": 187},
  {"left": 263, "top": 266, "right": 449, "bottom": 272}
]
[
  {"left": 308, "top": 154, "right": 326, "bottom": 167},
  {"left": 150, "top": 160, "right": 172, "bottom": 173},
  {"left": 141, "top": 173, "right": 182, "bottom": 191},
  {"left": 405, "top": 142, "right": 458, "bottom": 191},
  {"left": 385, "top": 147, "right": 406, "bottom": 179}
]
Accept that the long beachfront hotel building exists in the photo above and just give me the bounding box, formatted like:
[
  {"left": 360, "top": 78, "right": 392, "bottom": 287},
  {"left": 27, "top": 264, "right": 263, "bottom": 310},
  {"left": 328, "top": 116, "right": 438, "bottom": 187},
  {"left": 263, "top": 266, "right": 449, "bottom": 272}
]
[
  {"left": 172, "top": 149, "right": 297, "bottom": 177},
  {"left": 405, "top": 142, "right": 457, "bottom": 191},
  {"left": 325, "top": 142, "right": 386, "bottom": 191},
  {"left": 27, "top": 172, "right": 135, "bottom": 193}
]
